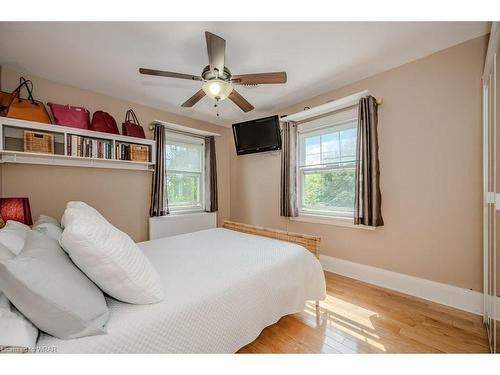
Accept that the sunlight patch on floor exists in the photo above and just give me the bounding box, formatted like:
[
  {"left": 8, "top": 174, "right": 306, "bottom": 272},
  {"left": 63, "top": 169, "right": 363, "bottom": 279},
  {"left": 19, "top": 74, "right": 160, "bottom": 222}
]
[
  {"left": 329, "top": 315, "right": 386, "bottom": 352},
  {"left": 305, "top": 295, "right": 387, "bottom": 352},
  {"left": 306, "top": 295, "right": 380, "bottom": 329}
]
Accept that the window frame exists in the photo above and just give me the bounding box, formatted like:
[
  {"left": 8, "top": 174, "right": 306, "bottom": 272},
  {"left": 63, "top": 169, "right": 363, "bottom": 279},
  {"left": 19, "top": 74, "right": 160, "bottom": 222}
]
[
  {"left": 165, "top": 131, "right": 205, "bottom": 213},
  {"left": 297, "top": 117, "right": 358, "bottom": 219}
]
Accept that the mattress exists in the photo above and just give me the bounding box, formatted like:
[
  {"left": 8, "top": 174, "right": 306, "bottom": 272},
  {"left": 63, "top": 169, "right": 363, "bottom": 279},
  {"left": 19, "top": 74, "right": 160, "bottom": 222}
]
[{"left": 37, "top": 228, "right": 326, "bottom": 353}]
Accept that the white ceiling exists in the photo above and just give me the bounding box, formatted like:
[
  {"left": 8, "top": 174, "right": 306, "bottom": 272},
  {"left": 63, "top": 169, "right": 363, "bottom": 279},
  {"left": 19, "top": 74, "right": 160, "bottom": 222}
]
[{"left": 0, "top": 22, "right": 489, "bottom": 127}]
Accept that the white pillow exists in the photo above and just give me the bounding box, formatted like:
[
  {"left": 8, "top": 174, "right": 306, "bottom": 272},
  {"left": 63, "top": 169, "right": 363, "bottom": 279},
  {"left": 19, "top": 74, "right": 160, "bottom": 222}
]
[
  {"left": 0, "top": 220, "right": 30, "bottom": 255},
  {"left": 0, "top": 243, "right": 38, "bottom": 353},
  {"left": 33, "top": 214, "right": 59, "bottom": 226},
  {"left": 0, "top": 231, "right": 109, "bottom": 339},
  {"left": 60, "top": 207, "right": 164, "bottom": 305},
  {"left": 61, "top": 201, "right": 105, "bottom": 228},
  {"left": 0, "top": 242, "right": 14, "bottom": 259},
  {"left": 0, "top": 294, "right": 39, "bottom": 353},
  {"left": 32, "top": 215, "right": 63, "bottom": 241}
]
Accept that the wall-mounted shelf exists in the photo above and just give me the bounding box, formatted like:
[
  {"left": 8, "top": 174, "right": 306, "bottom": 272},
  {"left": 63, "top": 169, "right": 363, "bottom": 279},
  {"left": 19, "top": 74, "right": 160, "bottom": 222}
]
[{"left": 0, "top": 117, "right": 156, "bottom": 171}]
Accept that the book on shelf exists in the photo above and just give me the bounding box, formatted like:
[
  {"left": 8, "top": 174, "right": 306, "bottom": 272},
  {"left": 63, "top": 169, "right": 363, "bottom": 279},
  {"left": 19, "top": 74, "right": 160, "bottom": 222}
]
[
  {"left": 115, "top": 143, "right": 131, "bottom": 161},
  {"left": 66, "top": 135, "right": 112, "bottom": 159}
]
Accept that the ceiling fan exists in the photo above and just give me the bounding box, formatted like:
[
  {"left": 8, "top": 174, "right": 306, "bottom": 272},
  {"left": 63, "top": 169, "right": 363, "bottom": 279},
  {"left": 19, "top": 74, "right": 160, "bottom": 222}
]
[{"left": 139, "top": 31, "right": 287, "bottom": 114}]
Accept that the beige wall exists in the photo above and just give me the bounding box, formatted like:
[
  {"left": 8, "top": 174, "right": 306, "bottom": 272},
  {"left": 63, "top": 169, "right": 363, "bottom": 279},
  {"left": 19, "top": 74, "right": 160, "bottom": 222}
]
[
  {"left": 0, "top": 67, "right": 232, "bottom": 241},
  {"left": 1, "top": 36, "right": 488, "bottom": 291},
  {"left": 231, "top": 36, "right": 488, "bottom": 291}
]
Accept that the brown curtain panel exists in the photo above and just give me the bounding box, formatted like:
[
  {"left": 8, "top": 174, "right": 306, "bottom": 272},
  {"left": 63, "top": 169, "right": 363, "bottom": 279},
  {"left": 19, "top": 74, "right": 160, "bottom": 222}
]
[
  {"left": 150, "top": 124, "right": 169, "bottom": 217},
  {"left": 354, "top": 96, "right": 384, "bottom": 226},
  {"left": 204, "top": 136, "right": 218, "bottom": 212},
  {"left": 280, "top": 121, "right": 299, "bottom": 217}
]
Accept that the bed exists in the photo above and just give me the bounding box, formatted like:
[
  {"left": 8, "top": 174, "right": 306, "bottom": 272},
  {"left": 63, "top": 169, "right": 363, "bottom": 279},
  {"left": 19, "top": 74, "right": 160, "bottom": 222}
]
[{"left": 36, "top": 222, "right": 326, "bottom": 353}]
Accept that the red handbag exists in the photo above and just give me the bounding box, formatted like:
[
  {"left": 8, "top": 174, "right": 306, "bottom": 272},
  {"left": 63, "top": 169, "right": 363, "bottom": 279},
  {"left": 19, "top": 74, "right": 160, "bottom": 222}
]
[
  {"left": 122, "top": 109, "right": 145, "bottom": 138},
  {"left": 48, "top": 102, "right": 90, "bottom": 129},
  {"left": 90, "top": 110, "right": 119, "bottom": 134}
]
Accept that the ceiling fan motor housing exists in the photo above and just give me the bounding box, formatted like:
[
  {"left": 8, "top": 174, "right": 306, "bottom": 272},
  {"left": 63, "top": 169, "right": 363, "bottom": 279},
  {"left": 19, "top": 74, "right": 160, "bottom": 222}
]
[{"left": 202, "top": 65, "right": 232, "bottom": 81}]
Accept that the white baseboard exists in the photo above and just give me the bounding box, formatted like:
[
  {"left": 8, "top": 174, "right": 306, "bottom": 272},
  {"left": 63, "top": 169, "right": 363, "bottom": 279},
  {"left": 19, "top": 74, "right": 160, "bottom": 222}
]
[{"left": 319, "top": 254, "right": 492, "bottom": 316}]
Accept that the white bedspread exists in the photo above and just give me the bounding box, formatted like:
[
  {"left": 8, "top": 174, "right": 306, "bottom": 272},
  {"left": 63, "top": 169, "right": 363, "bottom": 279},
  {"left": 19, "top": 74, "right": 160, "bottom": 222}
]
[{"left": 37, "top": 228, "right": 326, "bottom": 353}]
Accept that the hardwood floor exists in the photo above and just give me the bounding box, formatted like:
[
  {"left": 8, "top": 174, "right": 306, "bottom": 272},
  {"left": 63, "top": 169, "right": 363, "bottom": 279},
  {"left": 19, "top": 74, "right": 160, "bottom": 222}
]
[{"left": 238, "top": 271, "right": 489, "bottom": 353}]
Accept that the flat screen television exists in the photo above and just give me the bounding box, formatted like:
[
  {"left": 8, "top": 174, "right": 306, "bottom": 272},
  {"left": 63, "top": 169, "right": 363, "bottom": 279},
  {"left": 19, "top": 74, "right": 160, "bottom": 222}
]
[{"left": 232, "top": 115, "right": 282, "bottom": 155}]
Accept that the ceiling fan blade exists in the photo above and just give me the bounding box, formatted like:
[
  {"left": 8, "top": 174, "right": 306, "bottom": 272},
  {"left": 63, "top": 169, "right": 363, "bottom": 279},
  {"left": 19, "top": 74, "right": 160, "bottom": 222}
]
[
  {"left": 139, "top": 68, "right": 202, "bottom": 81},
  {"left": 231, "top": 72, "right": 287, "bottom": 85},
  {"left": 205, "top": 32, "right": 226, "bottom": 76},
  {"left": 229, "top": 90, "right": 254, "bottom": 112},
  {"left": 181, "top": 89, "right": 206, "bottom": 107}
]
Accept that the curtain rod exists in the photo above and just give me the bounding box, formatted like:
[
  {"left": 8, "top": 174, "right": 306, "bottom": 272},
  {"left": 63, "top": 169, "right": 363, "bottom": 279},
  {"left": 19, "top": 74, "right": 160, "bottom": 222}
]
[
  {"left": 280, "top": 91, "right": 382, "bottom": 123},
  {"left": 164, "top": 127, "right": 207, "bottom": 140},
  {"left": 149, "top": 124, "right": 207, "bottom": 140},
  {"left": 149, "top": 120, "right": 220, "bottom": 137}
]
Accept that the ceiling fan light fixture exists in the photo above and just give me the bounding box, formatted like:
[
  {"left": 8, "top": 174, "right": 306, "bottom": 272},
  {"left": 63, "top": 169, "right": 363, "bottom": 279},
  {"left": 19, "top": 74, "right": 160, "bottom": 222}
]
[{"left": 202, "top": 79, "right": 233, "bottom": 101}]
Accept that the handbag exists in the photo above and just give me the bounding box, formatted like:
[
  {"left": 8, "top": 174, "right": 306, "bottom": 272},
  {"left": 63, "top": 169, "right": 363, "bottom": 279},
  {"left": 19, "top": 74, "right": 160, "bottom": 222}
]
[
  {"left": 90, "top": 110, "right": 119, "bottom": 134},
  {"left": 0, "top": 77, "right": 30, "bottom": 116},
  {"left": 48, "top": 102, "right": 90, "bottom": 129},
  {"left": 122, "top": 109, "right": 145, "bottom": 138},
  {"left": 2, "top": 77, "right": 51, "bottom": 124},
  {"left": 0, "top": 89, "right": 15, "bottom": 116}
]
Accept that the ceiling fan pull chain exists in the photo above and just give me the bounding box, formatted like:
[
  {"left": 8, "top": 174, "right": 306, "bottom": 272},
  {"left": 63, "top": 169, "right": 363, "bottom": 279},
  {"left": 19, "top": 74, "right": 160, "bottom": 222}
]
[{"left": 215, "top": 99, "right": 219, "bottom": 117}]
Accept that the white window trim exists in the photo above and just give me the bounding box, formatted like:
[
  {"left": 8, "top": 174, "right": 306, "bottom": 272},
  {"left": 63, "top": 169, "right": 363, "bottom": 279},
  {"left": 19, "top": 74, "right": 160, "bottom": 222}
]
[
  {"left": 166, "top": 131, "right": 205, "bottom": 214},
  {"left": 290, "top": 214, "right": 375, "bottom": 230},
  {"left": 297, "top": 117, "right": 358, "bottom": 137},
  {"left": 168, "top": 208, "right": 206, "bottom": 215},
  {"left": 297, "top": 117, "right": 358, "bottom": 220}
]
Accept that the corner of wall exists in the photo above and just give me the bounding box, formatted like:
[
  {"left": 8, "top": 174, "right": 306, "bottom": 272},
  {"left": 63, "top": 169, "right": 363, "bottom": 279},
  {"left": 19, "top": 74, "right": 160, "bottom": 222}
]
[{"left": 0, "top": 63, "right": 3, "bottom": 197}]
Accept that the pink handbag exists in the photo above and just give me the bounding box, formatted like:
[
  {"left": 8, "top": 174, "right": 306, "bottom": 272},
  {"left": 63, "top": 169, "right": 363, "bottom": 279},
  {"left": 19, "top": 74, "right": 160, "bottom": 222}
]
[
  {"left": 48, "top": 103, "right": 90, "bottom": 129},
  {"left": 90, "top": 110, "right": 119, "bottom": 134},
  {"left": 122, "top": 109, "right": 145, "bottom": 138}
]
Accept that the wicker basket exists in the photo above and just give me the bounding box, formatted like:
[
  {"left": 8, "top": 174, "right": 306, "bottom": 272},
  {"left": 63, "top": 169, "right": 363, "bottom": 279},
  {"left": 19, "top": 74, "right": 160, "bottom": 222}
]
[
  {"left": 23, "top": 130, "right": 54, "bottom": 154},
  {"left": 130, "top": 144, "right": 149, "bottom": 162}
]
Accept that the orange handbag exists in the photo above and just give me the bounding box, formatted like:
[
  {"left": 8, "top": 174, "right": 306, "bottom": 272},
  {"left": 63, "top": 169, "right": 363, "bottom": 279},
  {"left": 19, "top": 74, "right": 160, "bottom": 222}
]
[
  {"left": 1, "top": 77, "right": 51, "bottom": 124},
  {"left": 0, "top": 92, "right": 12, "bottom": 116},
  {"left": 0, "top": 78, "right": 27, "bottom": 116}
]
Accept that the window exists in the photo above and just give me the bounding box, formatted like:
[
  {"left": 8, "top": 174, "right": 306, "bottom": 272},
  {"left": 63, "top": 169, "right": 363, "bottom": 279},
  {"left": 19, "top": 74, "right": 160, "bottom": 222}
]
[
  {"left": 298, "top": 118, "right": 357, "bottom": 218},
  {"left": 165, "top": 133, "right": 204, "bottom": 212}
]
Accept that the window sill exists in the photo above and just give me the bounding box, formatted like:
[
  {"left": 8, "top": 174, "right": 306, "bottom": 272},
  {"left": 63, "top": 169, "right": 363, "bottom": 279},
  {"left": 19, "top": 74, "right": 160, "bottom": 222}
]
[
  {"left": 290, "top": 214, "right": 376, "bottom": 230},
  {"left": 168, "top": 209, "right": 206, "bottom": 215}
]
